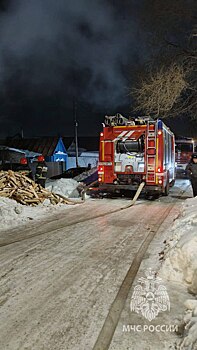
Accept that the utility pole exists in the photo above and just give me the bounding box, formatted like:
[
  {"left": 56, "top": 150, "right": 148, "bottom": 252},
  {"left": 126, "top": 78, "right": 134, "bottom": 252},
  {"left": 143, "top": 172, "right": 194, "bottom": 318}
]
[
  {"left": 73, "top": 99, "right": 79, "bottom": 168},
  {"left": 21, "top": 127, "right": 24, "bottom": 139}
]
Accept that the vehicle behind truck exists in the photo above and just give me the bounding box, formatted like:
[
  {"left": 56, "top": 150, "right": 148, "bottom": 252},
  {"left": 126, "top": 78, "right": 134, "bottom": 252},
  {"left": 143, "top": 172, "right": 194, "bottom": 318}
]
[{"left": 175, "top": 137, "right": 195, "bottom": 176}]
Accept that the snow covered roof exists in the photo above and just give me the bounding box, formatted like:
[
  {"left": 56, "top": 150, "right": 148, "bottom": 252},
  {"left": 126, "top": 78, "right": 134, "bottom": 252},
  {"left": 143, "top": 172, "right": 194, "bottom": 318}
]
[
  {"left": 0, "top": 145, "right": 40, "bottom": 157},
  {"left": 80, "top": 151, "right": 99, "bottom": 157},
  {"left": 0, "top": 146, "right": 25, "bottom": 153}
]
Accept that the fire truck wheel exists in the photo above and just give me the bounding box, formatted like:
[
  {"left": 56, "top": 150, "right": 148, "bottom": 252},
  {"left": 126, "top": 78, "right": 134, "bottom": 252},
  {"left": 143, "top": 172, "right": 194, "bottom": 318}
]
[
  {"left": 145, "top": 192, "right": 160, "bottom": 200},
  {"left": 121, "top": 190, "right": 135, "bottom": 198},
  {"left": 163, "top": 179, "right": 170, "bottom": 196}
]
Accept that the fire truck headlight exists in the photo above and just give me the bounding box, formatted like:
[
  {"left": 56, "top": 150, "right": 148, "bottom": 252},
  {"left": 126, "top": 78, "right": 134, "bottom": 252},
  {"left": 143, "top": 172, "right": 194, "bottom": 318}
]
[
  {"left": 158, "top": 179, "right": 162, "bottom": 184},
  {"left": 98, "top": 177, "right": 102, "bottom": 182}
]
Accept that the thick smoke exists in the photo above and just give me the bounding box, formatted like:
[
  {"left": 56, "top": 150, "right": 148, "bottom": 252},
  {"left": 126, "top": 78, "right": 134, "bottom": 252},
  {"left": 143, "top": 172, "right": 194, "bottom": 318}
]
[{"left": 0, "top": 0, "right": 143, "bottom": 136}]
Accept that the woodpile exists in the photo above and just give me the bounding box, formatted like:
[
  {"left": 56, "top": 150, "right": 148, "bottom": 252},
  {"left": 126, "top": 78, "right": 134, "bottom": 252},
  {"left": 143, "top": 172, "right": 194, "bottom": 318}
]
[{"left": 0, "top": 170, "right": 75, "bottom": 206}]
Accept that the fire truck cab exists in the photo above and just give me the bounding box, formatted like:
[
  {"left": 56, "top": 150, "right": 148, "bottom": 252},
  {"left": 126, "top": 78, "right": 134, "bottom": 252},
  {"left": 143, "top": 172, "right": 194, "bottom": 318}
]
[{"left": 98, "top": 114, "right": 175, "bottom": 196}]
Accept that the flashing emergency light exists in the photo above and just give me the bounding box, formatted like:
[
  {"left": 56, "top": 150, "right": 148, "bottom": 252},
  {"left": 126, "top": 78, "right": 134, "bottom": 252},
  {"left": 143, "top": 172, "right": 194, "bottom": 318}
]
[
  {"left": 100, "top": 132, "right": 104, "bottom": 137},
  {"left": 157, "top": 120, "right": 162, "bottom": 130},
  {"left": 158, "top": 130, "right": 162, "bottom": 135}
]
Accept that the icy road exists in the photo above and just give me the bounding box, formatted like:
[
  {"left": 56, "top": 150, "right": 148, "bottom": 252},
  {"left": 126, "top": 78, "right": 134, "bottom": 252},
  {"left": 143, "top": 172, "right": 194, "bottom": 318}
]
[{"left": 0, "top": 180, "right": 192, "bottom": 350}]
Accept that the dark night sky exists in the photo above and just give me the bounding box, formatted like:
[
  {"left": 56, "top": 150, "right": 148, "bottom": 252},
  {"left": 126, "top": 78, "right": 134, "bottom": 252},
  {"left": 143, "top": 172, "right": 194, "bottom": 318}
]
[{"left": 0, "top": 0, "right": 196, "bottom": 138}]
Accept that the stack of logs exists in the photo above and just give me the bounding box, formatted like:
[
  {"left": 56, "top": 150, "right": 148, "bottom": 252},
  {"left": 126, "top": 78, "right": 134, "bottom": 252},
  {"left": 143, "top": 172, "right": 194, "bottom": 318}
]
[{"left": 0, "top": 170, "right": 74, "bottom": 206}]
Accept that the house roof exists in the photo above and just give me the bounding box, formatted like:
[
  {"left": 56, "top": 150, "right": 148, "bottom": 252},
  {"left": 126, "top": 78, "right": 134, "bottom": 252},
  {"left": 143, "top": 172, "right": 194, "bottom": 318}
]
[
  {"left": 0, "top": 136, "right": 100, "bottom": 157},
  {"left": 0, "top": 137, "right": 60, "bottom": 157}
]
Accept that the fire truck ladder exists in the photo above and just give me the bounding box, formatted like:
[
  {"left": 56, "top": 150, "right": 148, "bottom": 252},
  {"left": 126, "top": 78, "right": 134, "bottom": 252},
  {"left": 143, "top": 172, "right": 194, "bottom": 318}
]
[{"left": 146, "top": 121, "right": 157, "bottom": 183}]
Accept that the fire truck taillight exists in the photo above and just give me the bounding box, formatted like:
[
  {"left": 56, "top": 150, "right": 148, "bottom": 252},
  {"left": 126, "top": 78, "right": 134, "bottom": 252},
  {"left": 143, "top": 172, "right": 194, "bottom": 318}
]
[{"left": 98, "top": 165, "right": 104, "bottom": 173}]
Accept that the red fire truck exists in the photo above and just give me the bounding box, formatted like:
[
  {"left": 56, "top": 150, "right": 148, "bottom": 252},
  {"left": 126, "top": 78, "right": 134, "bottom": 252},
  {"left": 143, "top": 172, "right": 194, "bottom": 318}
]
[
  {"left": 175, "top": 137, "right": 195, "bottom": 175},
  {"left": 98, "top": 114, "right": 176, "bottom": 196}
]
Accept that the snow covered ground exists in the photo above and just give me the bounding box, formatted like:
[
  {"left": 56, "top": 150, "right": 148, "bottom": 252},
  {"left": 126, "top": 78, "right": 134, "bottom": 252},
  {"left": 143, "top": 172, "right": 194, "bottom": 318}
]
[
  {"left": 0, "top": 197, "right": 73, "bottom": 232},
  {"left": 0, "top": 178, "right": 196, "bottom": 349},
  {"left": 160, "top": 196, "right": 197, "bottom": 349},
  {"left": 1, "top": 187, "right": 182, "bottom": 350},
  {"left": 0, "top": 178, "right": 82, "bottom": 232}
]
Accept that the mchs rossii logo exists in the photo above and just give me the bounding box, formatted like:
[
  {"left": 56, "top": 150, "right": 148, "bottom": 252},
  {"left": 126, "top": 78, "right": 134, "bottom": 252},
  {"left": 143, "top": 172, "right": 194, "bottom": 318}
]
[{"left": 130, "top": 268, "right": 170, "bottom": 321}]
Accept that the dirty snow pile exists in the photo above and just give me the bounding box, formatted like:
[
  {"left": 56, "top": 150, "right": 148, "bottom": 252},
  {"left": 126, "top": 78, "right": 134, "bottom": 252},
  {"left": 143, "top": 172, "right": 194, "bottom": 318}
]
[
  {"left": 46, "top": 178, "right": 83, "bottom": 198},
  {"left": 160, "top": 196, "right": 197, "bottom": 292},
  {"left": 0, "top": 179, "right": 83, "bottom": 231},
  {"left": 159, "top": 196, "right": 197, "bottom": 349},
  {"left": 0, "top": 197, "right": 68, "bottom": 231}
]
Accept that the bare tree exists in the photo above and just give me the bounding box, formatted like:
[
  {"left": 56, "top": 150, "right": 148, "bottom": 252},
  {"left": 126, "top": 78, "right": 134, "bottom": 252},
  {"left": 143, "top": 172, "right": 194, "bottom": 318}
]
[
  {"left": 131, "top": 0, "right": 197, "bottom": 119},
  {"left": 132, "top": 64, "right": 188, "bottom": 118}
]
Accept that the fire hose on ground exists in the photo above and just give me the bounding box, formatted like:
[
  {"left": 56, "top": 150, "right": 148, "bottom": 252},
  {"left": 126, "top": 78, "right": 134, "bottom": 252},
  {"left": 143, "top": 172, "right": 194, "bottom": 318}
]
[
  {"left": 80, "top": 181, "right": 145, "bottom": 209},
  {"left": 59, "top": 180, "right": 145, "bottom": 208}
]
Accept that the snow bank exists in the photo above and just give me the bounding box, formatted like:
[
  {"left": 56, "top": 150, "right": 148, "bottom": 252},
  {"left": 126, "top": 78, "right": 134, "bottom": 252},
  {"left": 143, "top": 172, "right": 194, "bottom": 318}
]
[
  {"left": 159, "top": 196, "right": 197, "bottom": 349},
  {"left": 178, "top": 299, "right": 197, "bottom": 349},
  {"left": 160, "top": 197, "right": 197, "bottom": 291},
  {"left": 0, "top": 197, "right": 69, "bottom": 231},
  {"left": 46, "top": 178, "right": 82, "bottom": 198},
  {"left": 0, "top": 197, "right": 24, "bottom": 229},
  {"left": 0, "top": 179, "right": 84, "bottom": 232}
]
